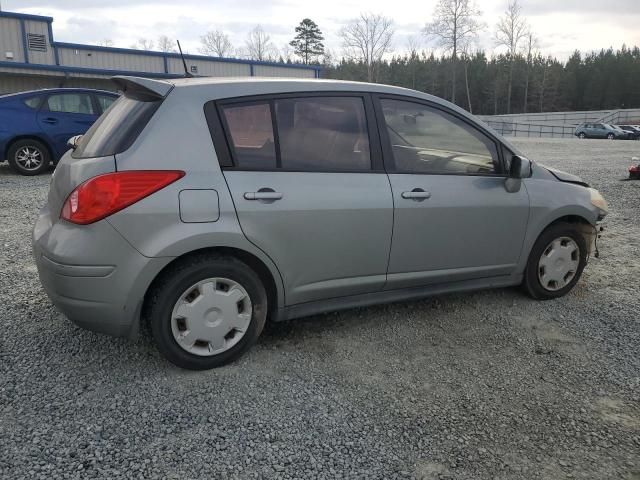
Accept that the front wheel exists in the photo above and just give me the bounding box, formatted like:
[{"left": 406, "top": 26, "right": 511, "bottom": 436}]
[
  {"left": 523, "top": 223, "right": 588, "bottom": 300},
  {"left": 578, "top": 133, "right": 586, "bottom": 139},
  {"left": 147, "top": 254, "right": 268, "bottom": 370},
  {"left": 607, "top": 133, "right": 615, "bottom": 140},
  {"left": 7, "top": 139, "right": 51, "bottom": 175}
]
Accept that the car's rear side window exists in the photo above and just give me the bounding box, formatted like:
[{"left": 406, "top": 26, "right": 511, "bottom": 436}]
[
  {"left": 220, "top": 102, "right": 277, "bottom": 169},
  {"left": 275, "top": 97, "right": 370, "bottom": 171},
  {"left": 47, "top": 93, "right": 95, "bottom": 115},
  {"left": 216, "top": 95, "right": 371, "bottom": 172},
  {"left": 73, "top": 94, "right": 161, "bottom": 159},
  {"left": 23, "top": 97, "right": 41, "bottom": 109},
  {"left": 97, "top": 94, "right": 116, "bottom": 112}
]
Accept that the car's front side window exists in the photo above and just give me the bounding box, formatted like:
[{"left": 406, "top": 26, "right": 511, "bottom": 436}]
[
  {"left": 46, "top": 93, "right": 95, "bottom": 115},
  {"left": 380, "top": 98, "right": 498, "bottom": 175}
]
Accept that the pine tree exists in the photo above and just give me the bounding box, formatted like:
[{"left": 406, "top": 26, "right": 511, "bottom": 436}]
[{"left": 290, "top": 19, "right": 325, "bottom": 65}]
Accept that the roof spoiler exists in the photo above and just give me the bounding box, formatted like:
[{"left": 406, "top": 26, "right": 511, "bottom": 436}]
[{"left": 111, "top": 76, "right": 173, "bottom": 100}]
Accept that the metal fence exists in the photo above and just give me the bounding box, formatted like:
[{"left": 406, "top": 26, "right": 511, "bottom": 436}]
[
  {"left": 479, "top": 108, "right": 640, "bottom": 138},
  {"left": 483, "top": 120, "right": 576, "bottom": 138}
]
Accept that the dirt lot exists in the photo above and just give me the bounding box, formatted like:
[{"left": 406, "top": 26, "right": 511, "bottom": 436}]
[{"left": 0, "top": 137, "right": 638, "bottom": 479}]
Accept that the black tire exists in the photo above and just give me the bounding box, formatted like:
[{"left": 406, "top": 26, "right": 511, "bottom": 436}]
[
  {"left": 7, "top": 138, "right": 51, "bottom": 175},
  {"left": 607, "top": 133, "right": 615, "bottom": 140},
  {"left": 523, "top": 223, "right": 588, "bottom": 300},
  {"left": 147, "top": 254, "right": 268, "bottom": 370}
]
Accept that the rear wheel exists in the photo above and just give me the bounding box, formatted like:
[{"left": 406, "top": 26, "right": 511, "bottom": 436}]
[
  {"left": 147, "top": 254, "right": 268, "bottom": 370},
  {"left": 7, "top": 139, "right": 51, "bottom": 175},
  {"left": 578, "top": 133, "right": 586, "bottom": 139},
  {"left": 607, "top": 133, "right": 615, "bottom": 140},
  {"left": 523, "top": 223, "right": 588, "bottom": 300}
]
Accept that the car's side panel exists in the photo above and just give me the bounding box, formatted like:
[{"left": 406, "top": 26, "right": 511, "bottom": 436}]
[
  {"left": 224, "top": 171, "right": 393, "bottom": 305},
  {"left": 0, "top": 95, "right": 46, "bottom": 159},
  {"left": 37, "top": 95, "right": 99, "bottom": 158},
  {"left": 372, "top": 94, "right": 530, "bottom": 288},
  {"left": 516, "top": 171, "right": 598, "bottom": 273},
  {"left": 105, "top": 89, "right": 287, "bottom": 309},
  {"left": 384, "top": 174, "right": 530, "bottom": 288}
]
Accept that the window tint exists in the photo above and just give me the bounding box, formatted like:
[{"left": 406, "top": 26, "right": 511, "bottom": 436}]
[
  {"left": 275, "top": 97, "right": 370, "bottom": 171},
  {"left": 47, "top": 94, "right": 95, "bottom": 114},
  {"left": 23, "top": 97, "right": 41, "bottom": 109},
  {"left": 97, "top": 95, "right": 116, "bottom": 112},
  {"left": 381, "top": 99, "right": 498, "bottom": 175},
  {"left": 73, "top": 94, "right": 161, "bottom": 159},
  {"left": 221, "top": 102, "right": 276, "bottom": 169}
]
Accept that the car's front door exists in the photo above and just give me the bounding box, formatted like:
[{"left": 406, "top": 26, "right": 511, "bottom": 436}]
[
  {"left": 211, "top": 94, "right": 393, "bottom": 305},
  {"left": 37, "top": 93, "right": 99, "bottom": 157},
  {"left": 375, "top": 97, "right": 530, "bottom": 290},
  {"left": 593, "top": 124, "right": 607, "bottom": 138}
]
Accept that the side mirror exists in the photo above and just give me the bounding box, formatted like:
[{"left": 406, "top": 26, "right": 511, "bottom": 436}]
[
  {"left": 67, "top": 135, "right": 83, "bottom": 150},
  {"left": 509, "top": 155, "right": 523, "bottom": 178},
  {"left": 505, "top": 155, "right": 529, "bottom": 193}
]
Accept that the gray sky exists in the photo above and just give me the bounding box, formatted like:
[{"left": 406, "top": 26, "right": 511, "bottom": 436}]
[{"left": 4, "top": 0, "right": 639, "bottom": 61}]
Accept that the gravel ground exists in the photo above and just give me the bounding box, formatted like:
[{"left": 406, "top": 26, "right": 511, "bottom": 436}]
[{"left": 0, "top": 137, "right": 638, "bottom": 480}]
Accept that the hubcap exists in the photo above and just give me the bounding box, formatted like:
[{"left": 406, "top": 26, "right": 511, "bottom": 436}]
[
  {"left": 537, "top": 237, "right": 580, "bottom": 292},
  {"left": 170, "top": 278, "right": 252, "bottom": 356},
  {"left": 15, "top": 146, "right": 43, "bottom": 170}
]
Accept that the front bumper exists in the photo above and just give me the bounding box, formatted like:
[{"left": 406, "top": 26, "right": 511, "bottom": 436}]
[{"left": 33, "top": 205, "right": 172, "bottom": 337}]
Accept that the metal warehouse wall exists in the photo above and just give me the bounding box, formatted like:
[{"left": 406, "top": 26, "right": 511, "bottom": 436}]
[
  {"left": 0, "top": 11, "right": 320, "bottom": 95},
  {"left": 0, "top": 71, "right": 115, "bottom": 94},
  {"left": 58, "top": 47, "right": 165, "bottom": 73},
  {"left": 0, "top": 17, "right": 26, "bottom": 63},
  {"left": 253, "top": 65, "right": 316, "bottom": 78}
]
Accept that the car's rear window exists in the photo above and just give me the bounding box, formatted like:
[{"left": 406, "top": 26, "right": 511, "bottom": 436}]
[{"left": 73, "top": 94, "right": 161, "bottom": 159}]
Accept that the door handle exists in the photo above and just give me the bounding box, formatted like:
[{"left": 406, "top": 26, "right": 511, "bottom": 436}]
[
  {"left": 42, "top": 117, "right": 58, "bottom": 125},
  {"left": 401, "top": 189, "right": 431, "bottom": 200},
  {"left": 244, "top": 191, "right": 283, "bottom": 201}
]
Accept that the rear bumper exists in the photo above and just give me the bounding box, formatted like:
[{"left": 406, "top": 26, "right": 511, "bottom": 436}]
[{"left": 33, "top": 206, "right": 173, "bottom": 337}]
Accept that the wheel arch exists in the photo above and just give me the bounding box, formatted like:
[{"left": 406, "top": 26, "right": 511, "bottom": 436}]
[
  {"left": 5, "top": 135, "right": 56, "bottom": 163},
  {"left": 518, "top": 208, "right": 597, "bottom": 275},
  {"left": 141, "top": 246, "right": 282, "bottom": 331}
]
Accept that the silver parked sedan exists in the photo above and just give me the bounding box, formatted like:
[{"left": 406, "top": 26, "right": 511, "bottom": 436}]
[{"left": 33, "top": 76, "right": 608, "bottom": 370}]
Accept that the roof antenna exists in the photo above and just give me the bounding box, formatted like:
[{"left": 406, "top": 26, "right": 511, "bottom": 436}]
[{"left": 176, "top": 40, "right": 194, "bottom": 78}]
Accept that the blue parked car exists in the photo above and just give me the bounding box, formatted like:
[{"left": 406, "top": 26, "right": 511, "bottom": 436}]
[{"left": 0, "top": 88, "right": 119, "bottom": 175}]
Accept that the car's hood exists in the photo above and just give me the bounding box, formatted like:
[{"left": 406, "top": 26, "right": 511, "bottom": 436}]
[{"left": 539, "top": 163, "right": 590, "bottom": 187}]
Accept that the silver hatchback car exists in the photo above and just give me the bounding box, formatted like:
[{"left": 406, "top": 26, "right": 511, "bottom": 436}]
[{"left": 33, "top": 76, "right": 608, "bottom": 370}]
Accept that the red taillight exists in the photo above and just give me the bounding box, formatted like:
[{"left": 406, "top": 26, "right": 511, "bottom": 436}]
[{"left": 61, "top": 170, "right": 184, "bottom": 225}]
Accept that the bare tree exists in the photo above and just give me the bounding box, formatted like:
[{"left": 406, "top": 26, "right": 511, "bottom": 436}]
[
  {"left": 495, "top": 0, "right": 528, "bottom": 113},
  {"left": 157, "top": 35, "right": 176, "bottom": 53},
  {"left": 245, "top": 25, "right": 276, "bottom": 61},
  {"left": 280, "top": 43, "right": 293, "bottom": 63},
  {"left": 424, "top": 0, "right": 483, "bottom": 105},
  {"left": 98, "top": 39, "right": 113, "bottom": 47},
  {"left": 200, "top": 30, "right": 234, "bottom": 57},
  {"left": 522, "top": 29, "right": 538, "bottom": 113},
  {"left": 406, "top": 36, "right": 422, "bottom": 90},
  {"left": 340, "top": 13, "right": 394, "bottom": 82},
  {"left": 131, "top": 38, "right": 155, "bottom": 51},
  {"left": 461, "top": 47, "right": 473, "bottom": 113}
]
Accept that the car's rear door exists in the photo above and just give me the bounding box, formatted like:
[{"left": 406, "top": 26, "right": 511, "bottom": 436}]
[
  {"left": 375, "top": 95, "right": 530, "bottom": 289},
  {"left": 37, "top": 92, "right": 99, "bottom": 157},
  {"left": 208, "top": 93, "right": 393, "bottom": 305}
]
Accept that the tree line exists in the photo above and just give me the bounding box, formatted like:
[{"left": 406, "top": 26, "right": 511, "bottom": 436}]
[
  {"left": 97, "top": 0, "right": 640, "bottom": 115},
  {"left": 324, "top": 47, "right": 640, "bottom": 115}
]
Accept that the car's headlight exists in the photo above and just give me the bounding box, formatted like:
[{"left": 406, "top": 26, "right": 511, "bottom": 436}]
[{"left": 589, "top": 188, "right": 608, "bottom": 216}]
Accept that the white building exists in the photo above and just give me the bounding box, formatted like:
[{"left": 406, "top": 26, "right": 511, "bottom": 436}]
[{"left": 0, "top": 11, "right": 320, "bottom": 94}]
